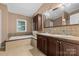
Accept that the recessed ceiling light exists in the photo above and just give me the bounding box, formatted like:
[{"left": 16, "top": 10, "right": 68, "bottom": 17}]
[
  {"left": 32, "top": 9, "right": 35, "bottom": 11},
  {"left": 55, "top": 13, "right": 57, "bottom": 14}
]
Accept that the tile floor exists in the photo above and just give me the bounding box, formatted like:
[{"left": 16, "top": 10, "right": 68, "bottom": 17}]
[{"left": 0, "top": 45, "right": 45, "bottom": 56}]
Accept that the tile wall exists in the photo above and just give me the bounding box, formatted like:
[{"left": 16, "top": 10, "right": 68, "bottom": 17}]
[{"left": 44, "top": 24, "right": 79, "bottom": 36}]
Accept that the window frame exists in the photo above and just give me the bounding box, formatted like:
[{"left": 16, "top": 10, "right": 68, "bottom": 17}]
[{"left": 16, "top": 19, "right": 27, "bottom": 32}]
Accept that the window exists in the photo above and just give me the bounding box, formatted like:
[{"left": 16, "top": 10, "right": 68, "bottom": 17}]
[{"left": 17, "top": 19, "right": 27, "bottom": 32}]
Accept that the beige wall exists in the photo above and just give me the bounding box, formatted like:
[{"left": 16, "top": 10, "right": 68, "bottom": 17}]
[
  {"left": 0, "top": 4, "right": 8, "bottom": 42},
  {"left": 8, "top": 12, "right": 32, "bottom": 34}
]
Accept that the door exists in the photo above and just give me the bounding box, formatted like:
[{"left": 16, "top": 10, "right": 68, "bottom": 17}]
[
  {"left": 61, "top": 41, "right": 77, "bottom": 56},
  {"left": 48, "top": 37, "right": 60, "bottom": 56}
]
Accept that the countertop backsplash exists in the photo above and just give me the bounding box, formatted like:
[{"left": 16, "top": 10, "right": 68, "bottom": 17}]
[{"left": 44, "top": 24, "right": 79, "bottom": 37}]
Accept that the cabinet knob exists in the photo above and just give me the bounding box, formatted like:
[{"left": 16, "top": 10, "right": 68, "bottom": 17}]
[
  {"left": 60, "top": 42, "right": 61, "bottom": 44},
  {"left": 57, "top": 41, "right": 59, "bottom": 42}
]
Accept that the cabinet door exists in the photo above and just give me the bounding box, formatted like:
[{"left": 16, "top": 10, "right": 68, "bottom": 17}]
[
  {"left": 37, "top": 35, "right": 42, "bottom": 51},
  {"left": 42, "top": 37, "right": 48, "bottom": 55},
  {"left": 48, "top": 37, "right": 60, "bottom": 56},
  {"left": 33, "top": 16, "right": 38, "bottom": 31},
  {"left": 61, "top": 41, "right": 77, "bottom": 56},
  {"left": 37, "top": 14, "right": 42, "bottom": 31},
  {"left": 33, "top": 14, "right": 42, "bottom": 31},
  {"left": 37, "top": 35, "right": 48, "bottom": 55}
]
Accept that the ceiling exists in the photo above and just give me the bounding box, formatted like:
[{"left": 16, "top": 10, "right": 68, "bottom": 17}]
[
  {"left": 5, "top": 3, "right": 43, "bottom": 16},
  {"left": 44, "top": 3, "right": 79, "bottom": 20}
]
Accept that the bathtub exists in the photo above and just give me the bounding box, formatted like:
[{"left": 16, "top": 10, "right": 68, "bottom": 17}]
[{"left": 9, "top": 35, "right": 33, "bottom": 40}]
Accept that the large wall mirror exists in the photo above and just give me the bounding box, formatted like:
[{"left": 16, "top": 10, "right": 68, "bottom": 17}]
[{"left": 43, "top": 3, "right": 79, "bottom": 27}]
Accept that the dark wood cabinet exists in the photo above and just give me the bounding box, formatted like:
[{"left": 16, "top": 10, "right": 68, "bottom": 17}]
[
  {"left": 37, "top": 35, "right": 79, "bottom": 56},
  {"left": 48, "top": 37, "right": 60, "bottom": 56},
  {"left": 60, "top": 41, "right": 79, "bottom": 56},
  {"left": 33, "top": 14, "right": 43, "bottom": 31},
  {"left": 42, "top": 37, "right": 48, "bottom": 54},
  {"left": 37, "top": 35, "right": 48, "bottom": 55},
  {"left": 37, "top": 35, "right": 42, "bottom": 51}
]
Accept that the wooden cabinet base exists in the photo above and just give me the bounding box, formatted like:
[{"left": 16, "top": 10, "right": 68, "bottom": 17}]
[{"left": 37, "top": 35, "right": 79, "bottom": 56}]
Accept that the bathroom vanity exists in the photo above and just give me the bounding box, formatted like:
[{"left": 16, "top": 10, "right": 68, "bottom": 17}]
[{"left": 37, "top": 33, "right": 79, "bottom": 56}]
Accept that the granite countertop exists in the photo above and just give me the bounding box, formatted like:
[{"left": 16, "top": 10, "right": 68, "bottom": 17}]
[{"left": 37, "top": 33, "right": 79, "bottom": 44}]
